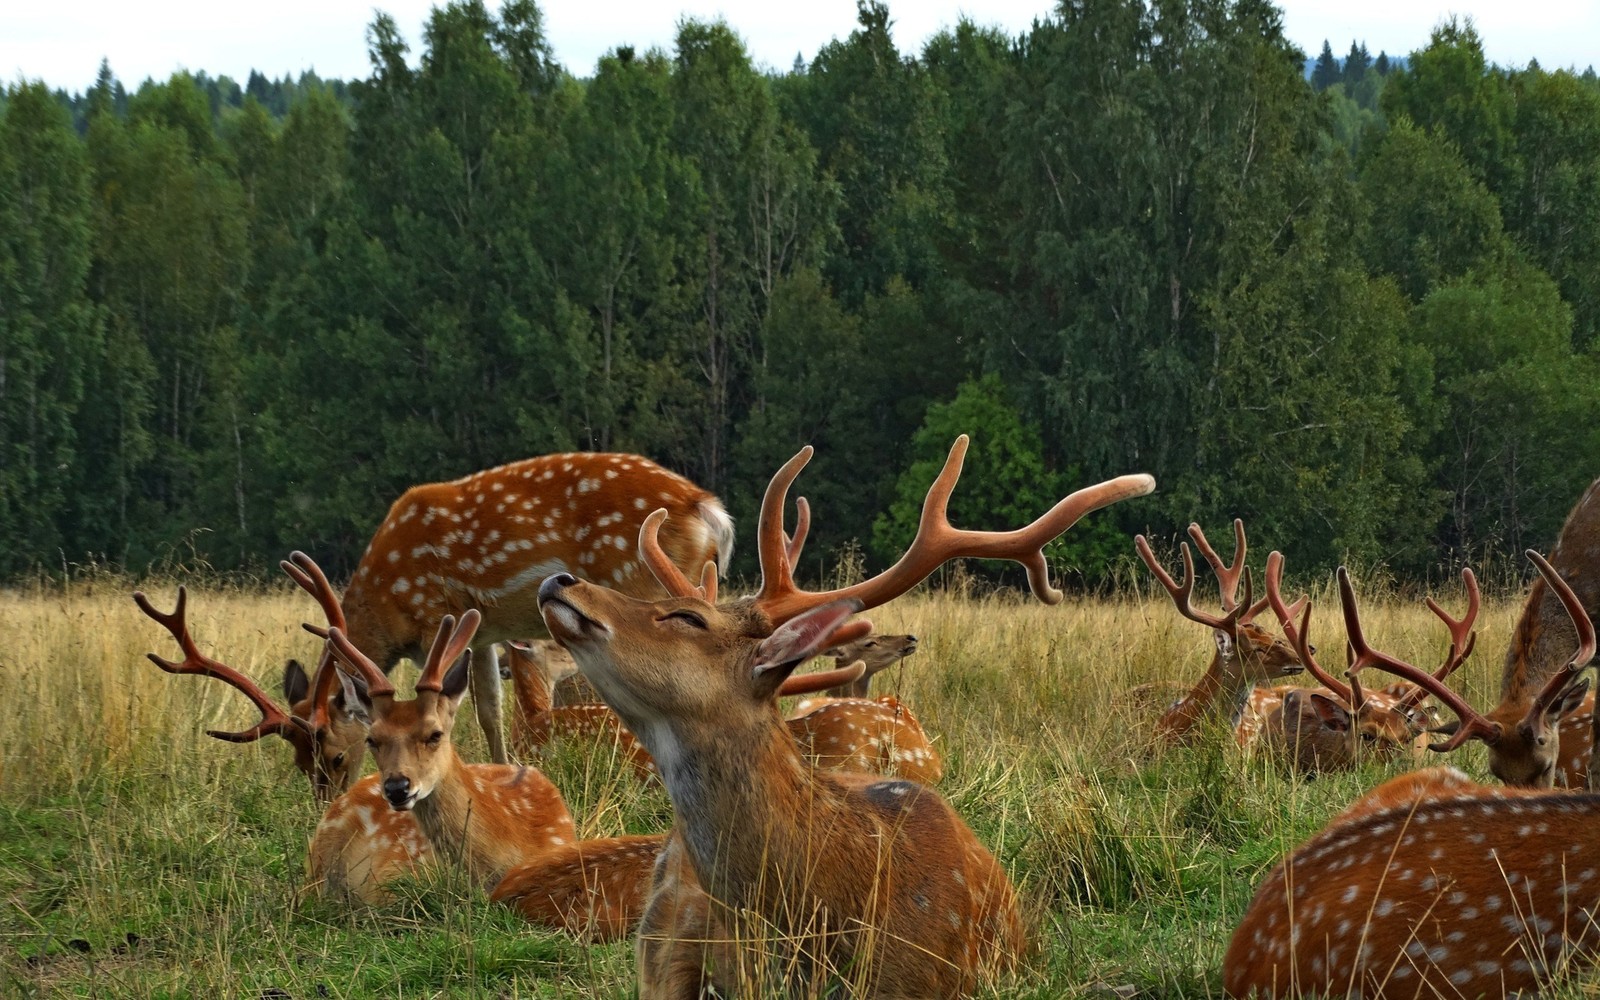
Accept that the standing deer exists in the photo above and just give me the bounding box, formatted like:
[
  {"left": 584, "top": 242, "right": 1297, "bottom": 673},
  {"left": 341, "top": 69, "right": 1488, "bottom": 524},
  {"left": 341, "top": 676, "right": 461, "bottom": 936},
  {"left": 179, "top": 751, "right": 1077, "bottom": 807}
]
[
  {"left": 313, "top": 453, "right": 733, "bottom": 767},
  {"left": 1222, "top": 551, "right": 1600, "bottom": 999},
  {"left": 1133, "top": 520, "right": 1307, "bottom": 746},
  {"left": 1340, "top": 483, "right": 1600, "bottom": 787},
  {"left": 1256, "top": 553, "right": 1471, "bottom": 773},
  {"left": 537, "top": 435, "right": 1153, "bottom": 997}
]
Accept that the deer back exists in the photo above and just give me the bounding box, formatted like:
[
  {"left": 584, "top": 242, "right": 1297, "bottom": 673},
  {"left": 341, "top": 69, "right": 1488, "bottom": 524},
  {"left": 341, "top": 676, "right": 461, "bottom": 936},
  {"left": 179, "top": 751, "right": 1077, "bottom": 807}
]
[
  {"left": 1501, "top": 475, "right": 1600, "bottom": 704},
  {"left": 338, "top": 453, "right": 732, "bottom": 665}
]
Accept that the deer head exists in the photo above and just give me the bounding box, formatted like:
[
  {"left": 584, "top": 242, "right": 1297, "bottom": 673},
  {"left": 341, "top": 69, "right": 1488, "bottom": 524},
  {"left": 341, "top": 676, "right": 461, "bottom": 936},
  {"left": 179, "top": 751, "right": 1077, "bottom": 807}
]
[{"left": 319, "top": 611, "right": 479, "bottom": 811}]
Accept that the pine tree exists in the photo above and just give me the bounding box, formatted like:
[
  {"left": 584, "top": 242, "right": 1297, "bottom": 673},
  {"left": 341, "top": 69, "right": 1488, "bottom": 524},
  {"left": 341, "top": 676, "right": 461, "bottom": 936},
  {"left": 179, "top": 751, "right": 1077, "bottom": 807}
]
[{"left": 1311, "top": 40, "right": 1341, "bottom": 91}]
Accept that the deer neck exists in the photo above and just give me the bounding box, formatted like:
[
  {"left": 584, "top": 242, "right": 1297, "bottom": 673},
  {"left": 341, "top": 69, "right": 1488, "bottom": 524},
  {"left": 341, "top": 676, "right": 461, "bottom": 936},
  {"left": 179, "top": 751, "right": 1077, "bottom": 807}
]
[
  {"left": 508, "top": 657, "right": 553, "bottom": 719},
  {"left": 409, "top": 748, "right": 509, "bottom": 885},
  {"left": 644, "top": 708, "right": 833, "bottom": 903},
  {"left": 1159, "top": 650, "right": 1254, "bottom": 735}
]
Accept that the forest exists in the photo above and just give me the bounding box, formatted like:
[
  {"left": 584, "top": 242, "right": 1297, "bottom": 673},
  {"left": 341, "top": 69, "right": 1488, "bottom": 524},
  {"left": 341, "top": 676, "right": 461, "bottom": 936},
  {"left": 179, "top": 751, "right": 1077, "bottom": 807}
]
[{"left": 2, "top": 0, "right": 1599, "bottom": 586}]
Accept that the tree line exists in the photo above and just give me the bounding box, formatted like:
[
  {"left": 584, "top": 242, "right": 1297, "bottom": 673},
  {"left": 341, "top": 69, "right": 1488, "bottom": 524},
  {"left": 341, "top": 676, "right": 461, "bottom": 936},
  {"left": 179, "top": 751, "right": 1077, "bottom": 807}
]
[{"left": 3, "top": 0, "right": 1599, "bottom": 588}]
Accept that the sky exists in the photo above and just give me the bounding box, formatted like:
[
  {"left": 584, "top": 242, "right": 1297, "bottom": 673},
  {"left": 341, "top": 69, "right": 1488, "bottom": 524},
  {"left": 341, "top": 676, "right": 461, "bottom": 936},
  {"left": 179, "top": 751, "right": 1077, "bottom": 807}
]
[{"left": 4, "top": 0, "right": 1596, "bottom": 94}]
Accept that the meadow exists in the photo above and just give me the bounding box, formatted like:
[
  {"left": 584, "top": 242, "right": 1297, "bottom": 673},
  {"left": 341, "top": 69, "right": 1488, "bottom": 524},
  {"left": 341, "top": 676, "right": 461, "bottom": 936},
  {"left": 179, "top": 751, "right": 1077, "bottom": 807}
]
[{"left": 0, "top": 570, "right": 1585, "bottom": 998}]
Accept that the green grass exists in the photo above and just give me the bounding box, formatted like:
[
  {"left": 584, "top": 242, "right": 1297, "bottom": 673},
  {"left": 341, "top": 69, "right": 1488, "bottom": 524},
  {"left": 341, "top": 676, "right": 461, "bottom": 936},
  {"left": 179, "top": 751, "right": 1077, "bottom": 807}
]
[{"left": 0, "top": 576, "right": 1578, "bottom": 997}]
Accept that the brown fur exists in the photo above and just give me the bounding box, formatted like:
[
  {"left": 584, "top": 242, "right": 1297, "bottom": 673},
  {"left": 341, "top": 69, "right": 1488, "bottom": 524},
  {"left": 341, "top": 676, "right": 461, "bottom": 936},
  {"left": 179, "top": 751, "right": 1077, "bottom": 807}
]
[
  {"left": 492, "top": 834, "right": 666, "bottom": 942},
  {"left": 541, "top": 579, "right": 1023, "bottom": 998},
  {"left": 1153, "top": 621, "right": 1306, "bottom": 746},
  {"left": 305, "top": 774, "right": 434, "bottom": 903}
]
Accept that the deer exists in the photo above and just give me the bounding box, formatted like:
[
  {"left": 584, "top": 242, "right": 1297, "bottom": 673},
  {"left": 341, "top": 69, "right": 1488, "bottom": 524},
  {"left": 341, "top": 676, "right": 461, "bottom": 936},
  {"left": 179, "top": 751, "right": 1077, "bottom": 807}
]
[
  {"left": 1344, "top": 505, "right": 1600, "bottom": 787},
  {"left": 1256, "top": 552, "right": 1475, "bottom": 774},
  {"left": 133, "top": 559, "right": 373, "bottom": 802},
  {"left": 1132, "top": 520, "right": 1308, "bottom": 747},
  {"left": 536, "top": 434, "right": 1154, "bottom": 997},
  {"left": 505, "top": 633, "right": 940, "bottom": 783},
  {"left": 1222, "top": 550, "right": 1600, "bottom": 999},
  {"left": 302, "top": 453, "right": 734, "bottom": 768},
  {"left": 132, "top": 585, "right": 434, "bottom": 902}
]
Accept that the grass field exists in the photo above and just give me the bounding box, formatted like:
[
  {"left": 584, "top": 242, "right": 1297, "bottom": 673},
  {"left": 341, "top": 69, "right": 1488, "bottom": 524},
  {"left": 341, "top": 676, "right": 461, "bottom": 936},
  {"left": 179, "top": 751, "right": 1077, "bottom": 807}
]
[{"left": 0, "top": 572, "right": 1581, "bottom": 998}]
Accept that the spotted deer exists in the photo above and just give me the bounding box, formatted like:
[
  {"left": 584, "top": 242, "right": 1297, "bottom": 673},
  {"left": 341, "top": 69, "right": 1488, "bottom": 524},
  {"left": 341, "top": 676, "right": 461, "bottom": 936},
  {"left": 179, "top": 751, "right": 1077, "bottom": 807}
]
[
  {"left": 538, "top": 435, "right": 1153, "bottom": 997},
  {"left": 1133, "top": 520, "right": 1307, "bottom": 747},
  {"left": 1257, "top": 553, "right": 1472, "bottom": 774},
  {"left": 132, "top": 586, "right": 432, "bottom": 901},
  {"left": 312, "top": 453, "right": 733, "bottom": 767},
  {"left": 133, "top": 559, "right": 369, "bottom": 802},
  {"left": 1222, "top": 550, "right": 1600, "bottom": 999},
  {"left": 312, "top": 601, "right": 577, "bottom": 891}
]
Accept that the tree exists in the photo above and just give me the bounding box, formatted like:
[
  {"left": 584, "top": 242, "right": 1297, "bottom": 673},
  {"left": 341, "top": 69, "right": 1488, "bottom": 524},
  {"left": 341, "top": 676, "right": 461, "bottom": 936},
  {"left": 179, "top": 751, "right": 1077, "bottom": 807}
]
[
  {"left": 1311, "top": 40, "right": 1341, "bottom": 91},
  {"left": 1342, "top": 41, "right": 1371, "bottom": 87}
]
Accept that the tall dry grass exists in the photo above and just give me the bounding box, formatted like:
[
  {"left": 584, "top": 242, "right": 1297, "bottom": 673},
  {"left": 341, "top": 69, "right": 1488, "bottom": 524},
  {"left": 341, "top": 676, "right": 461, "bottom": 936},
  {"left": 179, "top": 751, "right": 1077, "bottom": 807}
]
[{"left": 0, "top": 573, "right": 1575, "bottom": 997}]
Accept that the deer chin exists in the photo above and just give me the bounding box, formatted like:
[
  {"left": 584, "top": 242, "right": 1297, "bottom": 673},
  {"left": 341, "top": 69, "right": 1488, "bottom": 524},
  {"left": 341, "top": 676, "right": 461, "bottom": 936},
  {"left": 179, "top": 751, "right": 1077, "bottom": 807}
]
[{"left": 539, "top": 595, "right": 612, "bottom": 644}]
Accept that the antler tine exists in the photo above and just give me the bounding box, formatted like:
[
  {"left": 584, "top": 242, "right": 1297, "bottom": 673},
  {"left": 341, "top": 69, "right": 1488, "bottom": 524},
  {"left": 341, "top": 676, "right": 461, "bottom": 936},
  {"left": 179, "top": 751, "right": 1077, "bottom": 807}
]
[
  {"left": 1396, "top": 567, "right": 1482, "bottom": 714},
  {"left": 787, "top": 496, "right": 811, "bottom": 567},
  {"left": 1265, "top": 551, "right": 1349, "bottom": 702},
  {"left": 416, "top": 609, "right": 482, "bottom": 693},
  {"left": 1520, "top": 550, "right": 1598, "bottom": 727},
  {"left": 776, "top": 659, "right": 868, "bottom": 696},
  {"left": 697, "top": 561, "right": 719, "bottom": 604},
  {"left": 752, "top": 436, "right": 1154, "bottom": 624},
  {"left": 639, "top": 509, "right": 709, "bottom": 599},
  {"left": 281, "top": 550, "right": 347, "bottom": 632},
  {"left": 321, "top": 624, "right": 395, "bottom": 700},
  {"left": 133, "top": 587, "right": 309, "bottom": 745},
  {"left": 1187, "top": 519, "right": 1248, "bottom": 611},
  {"left": 1335, "top": 566, "right": 1501, "bottom": 752},
  {"left": 753, "top": 446, "right": 815, "bottom": 610}
]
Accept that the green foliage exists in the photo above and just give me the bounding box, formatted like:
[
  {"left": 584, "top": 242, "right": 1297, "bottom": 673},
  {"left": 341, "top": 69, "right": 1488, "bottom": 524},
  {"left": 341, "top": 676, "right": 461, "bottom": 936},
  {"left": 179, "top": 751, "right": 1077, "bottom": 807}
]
[
  {"left": 874, "top": 375, "right": 1125, "bottom": 582},
  {"left": 4, "top": 0, "right": 1600, "bottom": 585}
]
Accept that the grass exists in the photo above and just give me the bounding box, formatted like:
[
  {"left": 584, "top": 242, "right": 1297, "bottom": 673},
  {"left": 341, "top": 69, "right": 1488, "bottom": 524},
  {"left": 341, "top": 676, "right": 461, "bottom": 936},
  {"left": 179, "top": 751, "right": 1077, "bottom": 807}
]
[{"left": 0, "top": 572, "right": 1573, "bottom": 997}]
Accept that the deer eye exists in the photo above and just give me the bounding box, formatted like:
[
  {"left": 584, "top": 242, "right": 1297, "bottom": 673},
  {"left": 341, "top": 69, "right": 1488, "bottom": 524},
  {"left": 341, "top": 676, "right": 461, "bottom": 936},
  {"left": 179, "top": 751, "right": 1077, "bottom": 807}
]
[
  {"left": 1360, "top": 732, "right": 1377, "bottom": 743},
  {"left": 663, "top": 610, "right": 707, "bottom": 630},
  {"left": 331, "top": 754, "right": 345, "bottom": 769},
  {"left": 365, "top": 737, "right": 378, "bottom": 750},
  {"left": 426, "top": 731, "right": 444, "bottom": 747}
]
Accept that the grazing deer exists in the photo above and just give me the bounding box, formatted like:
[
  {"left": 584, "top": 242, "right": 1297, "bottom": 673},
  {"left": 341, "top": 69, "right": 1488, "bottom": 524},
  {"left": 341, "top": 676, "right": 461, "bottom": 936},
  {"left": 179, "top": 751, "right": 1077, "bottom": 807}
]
[
  {"left": 134, "top": 560, "right": 372, "bottom": 802},
  {"left": 313, "top": 604, "right": 577, "bottom": 889},
  {"left": 1222, "top": 551, "right": 1599, "bottom": 999},
  {"left": 1133, "top": 520, "right": 1307, "bottom": 746},
  {"left": 312, "top": 453, "right": 733, "bottom": 767},
  {"left": 1256, "top": 553, "right": 1471, "bottom": 774},
  {"left": 538, "top": 435, "right": 1153, "bottom": 997}
]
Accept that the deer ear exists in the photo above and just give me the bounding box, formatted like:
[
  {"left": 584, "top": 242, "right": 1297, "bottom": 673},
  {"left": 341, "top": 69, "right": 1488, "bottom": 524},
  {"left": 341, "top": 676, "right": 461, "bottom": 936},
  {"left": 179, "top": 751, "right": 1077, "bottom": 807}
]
[
  {"left": 1545, "top": 677, "right": 1592, "bottom": 724},
  {"left": 283, "top": 660, "right": 310, "bottom": 705},
  {"left": 336, "top": 668, "right": 373, "bottom": 722},
  {"left": 1308, "top": 693, "right": 1352, "bottom": 733},
  {"left": 752, "top": 602, "right": 865, "bottom": 699},
  {"left": 441, "top": 649, "right": 473, "bottom": 704},
  {"left": 1213, "top": 630, "right": 1235, "bottom": 660}
]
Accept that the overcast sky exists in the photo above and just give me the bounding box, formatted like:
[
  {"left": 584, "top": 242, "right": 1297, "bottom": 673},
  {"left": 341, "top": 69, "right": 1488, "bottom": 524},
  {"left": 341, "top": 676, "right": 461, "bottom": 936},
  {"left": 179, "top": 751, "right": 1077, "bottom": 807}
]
[{"left": 5, "top": 0, "right": 1596, "bottom": 94}]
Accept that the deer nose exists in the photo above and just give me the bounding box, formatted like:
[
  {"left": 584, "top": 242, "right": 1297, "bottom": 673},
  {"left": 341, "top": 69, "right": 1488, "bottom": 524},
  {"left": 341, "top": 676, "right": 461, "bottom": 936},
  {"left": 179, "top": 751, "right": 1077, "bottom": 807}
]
[
  {"left": 539, "top": 574, "right": 578, "bottom": 603},
  {"left": 382, "top": 776, "right": 412, "bottom": 809}
]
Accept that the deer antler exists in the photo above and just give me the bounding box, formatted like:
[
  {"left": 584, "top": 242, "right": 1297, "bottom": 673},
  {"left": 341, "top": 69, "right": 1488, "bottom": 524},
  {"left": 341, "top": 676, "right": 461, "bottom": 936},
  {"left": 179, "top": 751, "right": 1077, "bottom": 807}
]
[
  {"left": 776, "top": 660, "right": 867, "bottom": 696},
  {"left": 1264, "top": 552, "right": 1344, "bottom": 702},
  {"left": 134, "top": 587, "right": 311, "bottom": 745},
  {"left": 1137, "top": 534, "right": 1254, "bottom": 634},
  {"left": 1394, "top": 567, "right": 1481, "bottom": 712},
  {"left": 1187, "top": 519, "right": 1268, "bottom": 618},
  {"left": 280, "top": 551, "right": 350, "bottom": 731},
  {"left": 1517, "top": 550, "right": 1598, "bottom": 734},
  {"left": 1336, "top": 566, "right": 1501, "bottom": 752},
  {"left": 416, "top": 609, "right": 481, "bottom": 693}
]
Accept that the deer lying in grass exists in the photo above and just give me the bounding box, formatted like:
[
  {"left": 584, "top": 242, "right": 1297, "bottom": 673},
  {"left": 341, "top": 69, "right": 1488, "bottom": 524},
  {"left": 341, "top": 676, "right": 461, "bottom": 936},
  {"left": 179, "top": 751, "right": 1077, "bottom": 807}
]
[
  {"left": 1133, "top": 520, "right": 1307, "bottom": 747},
  {"left": 537, "top": 435, "right": 1153, "bottom": 997},
  {"left": 505, "top": 633, "right": 940, "bottom": 783},
  {"left": 1222, "top": 551, "right": 1600, "bottom": 999},
  {"left": 1256, "top": 552, "right": 1471, "bottom": 773}
]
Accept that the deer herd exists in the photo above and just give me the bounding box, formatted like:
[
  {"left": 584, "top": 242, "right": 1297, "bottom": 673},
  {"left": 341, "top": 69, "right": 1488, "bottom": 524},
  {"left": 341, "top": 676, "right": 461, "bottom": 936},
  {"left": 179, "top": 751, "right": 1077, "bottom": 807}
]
[{"left": 130, "top": 439, "right": 1600, "bottom": 997}]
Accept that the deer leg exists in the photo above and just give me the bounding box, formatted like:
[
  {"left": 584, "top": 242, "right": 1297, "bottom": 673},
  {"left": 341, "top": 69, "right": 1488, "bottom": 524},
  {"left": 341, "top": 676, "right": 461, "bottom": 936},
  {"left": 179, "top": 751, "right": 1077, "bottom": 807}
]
[{"left": 470, "top": 645, "right": 508, "bottom": 764}]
